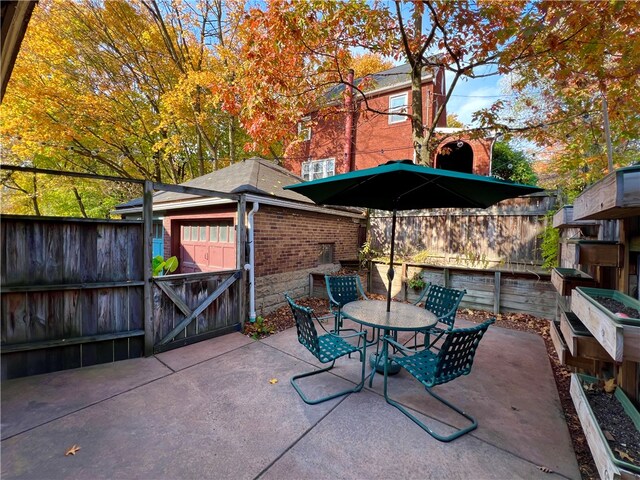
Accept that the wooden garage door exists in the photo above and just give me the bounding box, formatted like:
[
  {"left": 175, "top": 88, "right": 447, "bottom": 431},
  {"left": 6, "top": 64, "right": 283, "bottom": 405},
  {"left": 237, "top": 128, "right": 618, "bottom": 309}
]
[{"left": 180, "top": 221, "right": 236, "bottom": 273}]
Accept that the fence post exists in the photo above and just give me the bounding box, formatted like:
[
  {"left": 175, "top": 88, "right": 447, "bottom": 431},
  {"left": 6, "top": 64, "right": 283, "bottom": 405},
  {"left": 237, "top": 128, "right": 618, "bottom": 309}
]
[
  {"left": 443, "top": 268, "right": 450, "bottom": 288},
  {"left": 493, "top": 271, "right": 501, "bottom": 315},
  {"left": 143, "top": 180, "right": 154, "bottom": 356}
]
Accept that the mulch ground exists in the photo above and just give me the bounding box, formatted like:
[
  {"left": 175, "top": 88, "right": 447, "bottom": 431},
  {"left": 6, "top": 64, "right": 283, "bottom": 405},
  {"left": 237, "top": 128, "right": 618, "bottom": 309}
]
[{"left": 244, "top": 297, "right": 599, "bottom": 480}]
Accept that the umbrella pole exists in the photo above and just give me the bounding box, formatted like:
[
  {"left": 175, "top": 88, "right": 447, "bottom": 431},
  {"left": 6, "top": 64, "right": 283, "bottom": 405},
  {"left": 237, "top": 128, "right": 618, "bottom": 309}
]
[{"left": 386, "top": 208, "right": 397, "bottom": 312}]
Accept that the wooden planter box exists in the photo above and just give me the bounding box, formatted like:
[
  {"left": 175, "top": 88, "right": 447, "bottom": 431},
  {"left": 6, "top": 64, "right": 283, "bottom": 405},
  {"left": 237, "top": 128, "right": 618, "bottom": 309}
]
[
  {"left": 571, "top": 287, "right": 640, "bottom": 362},
  {"left": 570, "top": 374, "right": 640, "bottom": 480},
  {"left": 549, "top": 319, "right": 601, "bottom": 370},
  {"left": 569, "top": 240, "right": 624, "bottom": 268},
  {"left": 559, "top": 310, "right": 610, "bottom": 360},
  {"left": 551, "top": 268, "right": 596, "bottom": 296},
  {"left": 553, "top": 205, "right": 601, "bottom": 228},
  {"left": 573, "top": 166, "right": 640, "bottom": 220}
]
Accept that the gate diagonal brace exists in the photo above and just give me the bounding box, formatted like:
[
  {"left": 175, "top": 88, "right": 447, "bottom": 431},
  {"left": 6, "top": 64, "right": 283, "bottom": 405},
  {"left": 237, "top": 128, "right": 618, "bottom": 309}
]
[{"left": 157, "top": 271, "right": 242, "bottom": 346}]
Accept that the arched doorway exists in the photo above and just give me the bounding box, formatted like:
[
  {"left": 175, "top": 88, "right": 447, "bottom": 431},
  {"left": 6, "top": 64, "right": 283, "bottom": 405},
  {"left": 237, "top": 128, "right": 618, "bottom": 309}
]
[{"left": 436, "top": 141, "right": 474, "bottom": 173}]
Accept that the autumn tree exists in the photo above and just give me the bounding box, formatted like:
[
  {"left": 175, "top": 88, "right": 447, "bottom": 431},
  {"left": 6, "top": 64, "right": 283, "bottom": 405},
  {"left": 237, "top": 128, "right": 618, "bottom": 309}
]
[
  {"left": 480, "top": 1, "right": 640, "bottom": 196},
  {"left": 1, "top": 0, "right": 253, "bottom": 216}
]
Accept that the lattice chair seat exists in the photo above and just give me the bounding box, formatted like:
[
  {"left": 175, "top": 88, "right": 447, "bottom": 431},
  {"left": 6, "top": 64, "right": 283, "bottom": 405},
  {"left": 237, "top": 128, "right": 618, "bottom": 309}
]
[
  {"left": 383, "top": 318, "right": 495, "bottom": 442},
  {"left": 285, "top": 293, "right": 367, "bottom": 405},
  {"left": 317, "top": 335, "right": 360, "bottom": 363}
]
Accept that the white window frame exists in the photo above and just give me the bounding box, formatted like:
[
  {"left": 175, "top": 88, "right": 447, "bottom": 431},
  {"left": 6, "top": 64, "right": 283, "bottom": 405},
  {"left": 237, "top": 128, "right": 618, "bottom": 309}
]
[
  {"left": 298, "top": 116, "right": 311, "bottom": 141},
  {"left": 301, "top": 158, "right": 335, "bottom": 181},
  {"left": 388, "top": 92, "right": 408, "bottom": 124}
]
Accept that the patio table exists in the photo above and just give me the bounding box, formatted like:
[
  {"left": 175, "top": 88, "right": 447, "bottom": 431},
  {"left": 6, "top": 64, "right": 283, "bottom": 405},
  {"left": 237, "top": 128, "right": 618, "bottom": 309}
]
[{"left": 342, "top": 300, "right": 437, "bottom": 384}]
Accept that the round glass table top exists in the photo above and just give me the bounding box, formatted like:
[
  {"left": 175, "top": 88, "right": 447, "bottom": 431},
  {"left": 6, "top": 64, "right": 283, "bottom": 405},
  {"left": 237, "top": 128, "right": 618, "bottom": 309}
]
[{"left": 342, "top": 300, "right": 437, "bottom": 331}]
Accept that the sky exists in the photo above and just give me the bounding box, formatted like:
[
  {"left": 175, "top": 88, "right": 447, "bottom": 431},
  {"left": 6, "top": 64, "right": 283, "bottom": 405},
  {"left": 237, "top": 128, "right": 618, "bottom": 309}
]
[{"left": 446, "top": 74, "right": 503, "bottom": 127}]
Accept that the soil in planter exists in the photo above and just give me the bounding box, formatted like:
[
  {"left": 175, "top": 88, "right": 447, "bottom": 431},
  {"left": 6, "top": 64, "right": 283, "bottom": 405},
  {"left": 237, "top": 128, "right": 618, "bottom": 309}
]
[
  {"left": 592, "top": 296, "right": 640, "bottom": 319},
  {"left": 584, "top": 384, "right": 640, "bottom": 468}
]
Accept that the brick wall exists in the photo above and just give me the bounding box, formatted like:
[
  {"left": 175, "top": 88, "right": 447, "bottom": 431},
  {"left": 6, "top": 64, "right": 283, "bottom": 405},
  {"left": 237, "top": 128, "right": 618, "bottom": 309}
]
[{"left": 253, "top": 204, "right": 362, "bottom": 277}]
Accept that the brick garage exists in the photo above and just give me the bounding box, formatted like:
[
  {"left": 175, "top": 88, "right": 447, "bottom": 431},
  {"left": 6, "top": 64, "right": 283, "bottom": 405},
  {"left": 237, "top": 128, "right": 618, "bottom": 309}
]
[
  {"left": 253, "top": 204, "right": 363, "bottom": 314},
  {"left": 115, "top": 158, "right": 365, "bottom": 316}
]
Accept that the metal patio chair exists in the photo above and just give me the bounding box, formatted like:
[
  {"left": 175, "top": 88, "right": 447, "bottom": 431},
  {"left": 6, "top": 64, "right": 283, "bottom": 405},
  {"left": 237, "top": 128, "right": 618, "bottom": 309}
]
[
  {"left": 285, "top": 293, "right": 367, "bottom": 405},
  {"left": 325, "top": 274, "right": 368, "bottom": 333},
  {"left": 382, "top": 318, "right": 495, "bottom": 442},
  {"left": 412, "top": 284, "right": 466, "bottom": 349}
]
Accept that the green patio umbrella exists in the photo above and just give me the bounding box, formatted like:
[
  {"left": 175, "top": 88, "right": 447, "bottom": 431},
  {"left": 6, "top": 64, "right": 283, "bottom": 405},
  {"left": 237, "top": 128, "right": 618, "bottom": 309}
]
[{"left": 285, "top": 160, "right": 544, "bottom": 312}]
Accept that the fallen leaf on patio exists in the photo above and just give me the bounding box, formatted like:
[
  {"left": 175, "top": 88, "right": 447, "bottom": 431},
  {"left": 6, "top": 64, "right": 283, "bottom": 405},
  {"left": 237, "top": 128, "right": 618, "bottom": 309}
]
[
  {"left": 65, "top": 444, "right": 81, "bottom": 456},
  {"left": 615, "top": 449, "right": 634, "bottom": 462},
  {"left": 603, "top": 378, "right": 616, "bottom": 393},
  {"left": 269, "top": 378, "right": 278, "bottom": 384},
  {"left": 603, "top": 430, "right": 615, "bottom": 442},
  {"left": 537, "top": 466, "right": 553, "bottom": 473}
]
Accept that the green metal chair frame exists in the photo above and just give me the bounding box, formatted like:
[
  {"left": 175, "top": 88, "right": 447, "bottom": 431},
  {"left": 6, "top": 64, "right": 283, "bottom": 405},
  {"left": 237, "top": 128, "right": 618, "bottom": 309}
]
[
  {"left": 285, "top": 293, "right": 368, "bottom": 405},
  {"left": 412, "top": 284, "right": 466, "bottom": 349},
  {"left": 383, "top": 318, "right": 495, "bottom": 442},
  {"left": 325, "top": 274, "right": 368, "bottom": 333}
]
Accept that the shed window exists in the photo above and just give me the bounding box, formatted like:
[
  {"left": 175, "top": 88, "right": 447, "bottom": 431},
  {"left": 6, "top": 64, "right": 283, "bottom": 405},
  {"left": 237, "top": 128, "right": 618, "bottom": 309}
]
[{"left": 318, "top": 243, "right": 334, "bottom": 264}]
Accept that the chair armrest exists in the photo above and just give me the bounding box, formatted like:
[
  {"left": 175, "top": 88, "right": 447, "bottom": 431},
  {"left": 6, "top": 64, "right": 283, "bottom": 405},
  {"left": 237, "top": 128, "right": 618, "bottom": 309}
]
[{"left": 382, "top": 335, "right": 416, "bottom": 355}]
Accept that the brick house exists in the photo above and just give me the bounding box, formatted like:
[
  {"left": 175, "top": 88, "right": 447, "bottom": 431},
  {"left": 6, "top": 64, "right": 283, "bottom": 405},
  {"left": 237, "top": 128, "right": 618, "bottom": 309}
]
[
  {"left": 115, "top": 157, "right": 365, "bottom": 315},
  {"left": 284, "top": 63, "right": 494, "bottom": 181}
]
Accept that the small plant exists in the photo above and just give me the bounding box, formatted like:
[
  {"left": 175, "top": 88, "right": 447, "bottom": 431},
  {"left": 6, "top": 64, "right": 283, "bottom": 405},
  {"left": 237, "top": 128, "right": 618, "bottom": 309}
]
[
  {"left": 152, "top": 255, "right": 179, "bottom": 276},
  {"left": 407, "top": 272, "right": 426, "bottom": 290},
  {"left": 358, "top": 241, "right": 382, "bottom": 269},
  {"left": 539, "top": 210, "right": 559, "bottom": 270},
  {"left": 250, "top": 316, "right": 274, "bottom": 340}
]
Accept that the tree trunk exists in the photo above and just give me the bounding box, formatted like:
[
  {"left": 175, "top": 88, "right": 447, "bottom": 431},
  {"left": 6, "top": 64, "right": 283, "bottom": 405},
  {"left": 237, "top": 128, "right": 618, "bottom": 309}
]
[{"left": 410, "top": 65, "right": 429, "bottom": 165}]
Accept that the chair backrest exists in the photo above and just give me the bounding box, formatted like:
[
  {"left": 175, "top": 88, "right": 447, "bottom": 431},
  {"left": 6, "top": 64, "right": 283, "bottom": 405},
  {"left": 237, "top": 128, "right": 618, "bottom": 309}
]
[
  {"left": 325, "top": 275, "right": 367, "bottom": 308},
  {"left": 424, "top": 285, "right": 466, "bottom": 328},
  {"left": 430, "top": 318, "right": 495, "bottom": 387},
  {"left": 285, "top": 294, "right": 320, "bottom": 358}
]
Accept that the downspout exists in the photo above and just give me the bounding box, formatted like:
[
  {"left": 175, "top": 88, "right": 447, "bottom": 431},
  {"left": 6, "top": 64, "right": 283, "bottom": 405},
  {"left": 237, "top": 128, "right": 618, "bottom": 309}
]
[
  {"left": 244, "top": 202, "right": 259, "bottom": 322},
  {"left": 344, "top": 68, "right": 355, "bottom": 172}
]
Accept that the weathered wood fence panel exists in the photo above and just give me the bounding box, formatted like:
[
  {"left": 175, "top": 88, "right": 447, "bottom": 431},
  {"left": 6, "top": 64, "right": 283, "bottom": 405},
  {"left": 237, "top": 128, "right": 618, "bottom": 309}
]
[
  {"left": 370, "top": 262, "right": 556, "bottom": 319},
  {"left": 152, "top": 270, "right": 242, "bottom": 353},
  {"left": 369, "top": 193, "right": 556, "bottom": 271},
  {"left": 1, "top": 216, "right": 145, "bottom": 380}
]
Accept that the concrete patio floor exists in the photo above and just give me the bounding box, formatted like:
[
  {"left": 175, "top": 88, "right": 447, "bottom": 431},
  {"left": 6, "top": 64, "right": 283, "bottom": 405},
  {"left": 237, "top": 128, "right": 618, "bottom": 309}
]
[{"left": 1, "top": 318, "right": 581, "bottom": 479}]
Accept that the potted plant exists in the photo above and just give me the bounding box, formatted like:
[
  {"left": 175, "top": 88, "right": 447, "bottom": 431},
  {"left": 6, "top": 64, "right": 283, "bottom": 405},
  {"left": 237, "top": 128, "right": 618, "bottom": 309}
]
[{"left": 407, "top": 272, "right": 426, "bottom": 291}]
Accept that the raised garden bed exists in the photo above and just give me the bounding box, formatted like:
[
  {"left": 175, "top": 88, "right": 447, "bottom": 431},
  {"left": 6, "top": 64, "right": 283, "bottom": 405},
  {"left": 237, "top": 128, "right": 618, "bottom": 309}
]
[
  {"left": 559, "top": 310, "right": 610, "bottom": 360},
  {"left": 566, "top": 240, "right": 624, "bottom": 268},
  {"left": 551, "top": 267, "right": 596, "bottom": 296},
  {"left": 570, "top": 373, "right": 640, "bottom": 480},
  {"left": 571, "top": 287, "right": 640, "bottom": 362},
  {"left": 572, "top": 165, "right": 640, "bottom": 221},
  {"left": 553, "top": 205, "right": 602, "bottom": 228}
]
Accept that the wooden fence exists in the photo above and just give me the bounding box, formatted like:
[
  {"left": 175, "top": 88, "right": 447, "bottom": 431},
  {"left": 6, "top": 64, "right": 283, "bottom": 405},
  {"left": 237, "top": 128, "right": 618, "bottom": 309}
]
[
  {"left": 1, "top": 212, "right": 245, "bottom": 379},
  {"left": 369, "top": 261, "right": 556, "bottom": 320},
  {"left": 1, "top": 216, "right": 145, "bottom": 379},
  {"left": 369, "top": 192, "right": 556, "bottom": 271}
]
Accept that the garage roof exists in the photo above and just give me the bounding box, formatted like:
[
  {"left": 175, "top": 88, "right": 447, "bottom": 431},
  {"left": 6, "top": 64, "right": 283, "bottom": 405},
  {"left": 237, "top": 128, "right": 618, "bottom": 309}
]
[{"left": 115, "top": 157, "right": 315, "bottom": 211}]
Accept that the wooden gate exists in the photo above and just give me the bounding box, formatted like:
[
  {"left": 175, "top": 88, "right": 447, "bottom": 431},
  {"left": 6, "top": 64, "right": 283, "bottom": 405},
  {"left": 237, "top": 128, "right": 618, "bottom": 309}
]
[{"left": 152, "top": 270, "right": 243, "bottom": 353}]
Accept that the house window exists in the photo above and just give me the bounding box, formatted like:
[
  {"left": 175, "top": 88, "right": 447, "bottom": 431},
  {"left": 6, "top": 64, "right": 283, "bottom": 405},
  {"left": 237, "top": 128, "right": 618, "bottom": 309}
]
[
  {"left": 389, "top": 92, "right": 408, "bottom": 124},
  {"left": 298, "top": 116, "right": 311, "bottom": 141},
  {"left": 301, "top": 158, "right": 335, "bottom": 181},
  {"left": 318, "top": 243, "right": 334, "bottom": 264}
]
